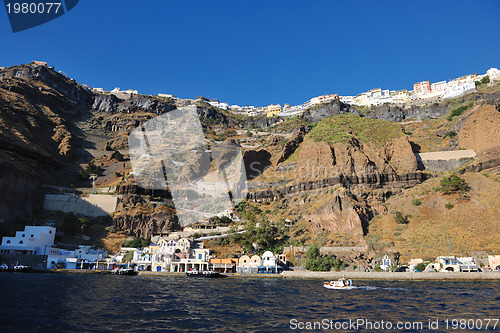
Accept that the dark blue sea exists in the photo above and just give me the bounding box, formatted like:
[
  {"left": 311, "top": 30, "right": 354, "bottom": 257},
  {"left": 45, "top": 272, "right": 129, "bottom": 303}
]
[{"left": 0, "top": 273, "right": 498, "bottom": 332}]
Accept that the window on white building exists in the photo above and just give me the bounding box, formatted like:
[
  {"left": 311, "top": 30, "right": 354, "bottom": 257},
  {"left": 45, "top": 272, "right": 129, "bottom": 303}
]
[
  {"left": 19, "top": 240, "right": 23, "bottom": 244},
  {"left": 6, "top": 240, "right": 10, "bottom": 244}
]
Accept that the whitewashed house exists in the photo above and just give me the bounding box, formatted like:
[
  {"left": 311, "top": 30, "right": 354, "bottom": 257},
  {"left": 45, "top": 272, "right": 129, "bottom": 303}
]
[
  {"left": 0, "top": 226, "right": 56, "bottom": 255},
  {"left": 258, "top": 251, "right": 282, "bottom": 274},
  {"left": 380, "top": 254, "right": 392, "bottom": 271},
  {"left": 47, "top": 246, "right": 105, "bottom": 269},
  {"left": 487, "top": 67, "right": 500, "bottom": 81}
]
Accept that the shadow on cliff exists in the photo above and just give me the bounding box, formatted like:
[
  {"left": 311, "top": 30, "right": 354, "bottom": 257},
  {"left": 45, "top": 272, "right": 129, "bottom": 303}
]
[{"left": 243, "top": 149, "right": 272, "bottom": 180}]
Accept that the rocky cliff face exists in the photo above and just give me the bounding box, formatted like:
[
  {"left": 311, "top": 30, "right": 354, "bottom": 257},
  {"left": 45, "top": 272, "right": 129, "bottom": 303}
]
[
  {"left": 113, "top": 195, "right": 180, "bottom": 238},
  {"left": 459, "top": 104, "right": 500, "bottom": 155},
  {"left": 364, "top": 103, "right": 448, "bottom": 122},
  {"left": 304, "top": 189, "right": 369, "bottom": 236},
  {"left": 302, "top": 99, "right": 357, "bottom": 122},
  {"left": 0, "top": 63, "right": 92, "bottom": 106},
  {"left": 301, "top": 99, "right": 449, "bottom": 124},
  {"left": 0, "top": 76, "right": 84, "bottom": 222}
]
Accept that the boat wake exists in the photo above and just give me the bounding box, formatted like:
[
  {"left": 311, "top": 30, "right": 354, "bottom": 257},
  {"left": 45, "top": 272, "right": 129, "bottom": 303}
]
[{"left": 353, "top": 286, "right": 410, "bottom": 292}]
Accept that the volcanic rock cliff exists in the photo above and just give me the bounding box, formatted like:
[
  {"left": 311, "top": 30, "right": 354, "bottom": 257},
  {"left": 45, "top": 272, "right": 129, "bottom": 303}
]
[
  {"left": 113, "top": 195, "right": 180, "bottom": 238},
  {"left": 0, "top": 73, "right": 84, "bottom": 221}
]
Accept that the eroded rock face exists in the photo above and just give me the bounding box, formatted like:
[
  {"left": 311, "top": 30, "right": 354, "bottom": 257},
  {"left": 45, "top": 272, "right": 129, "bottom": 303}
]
[
  {"left": 459, "top": 104, "right": 500, "bottom": 155},
  {"left": 295, "top": 136, "right": 419, "bottom": 184},
  {"left": 248, "top": 135, "right": 423, "bottom": 238},
  {"left": 113, "top": 195, "right": 180, "bottom": 238},
  {"left": 0, "top": 168, "right": 42, "bottom": 223},
  {"left": 304, "top": 191, "right": 368, "bottom": 236},
  {"left": 0, "top": 63, "right": 92, "bottom": 105},
  {"left": 0, "top": 76, "right": 81, "bottom": 222},
  {"left": 92, "top": 94, "right": 119, "bottom": 113},
  {"left": 364, "top": 104, "right": 448, "bottom": 122},
  {"left": 302, "top": 99, "right": 357, "bottom": 123},
  {"left": 276, "top": 129, "right": 305, "bottom": 164},
  {"left": 243, "top": 116, "right": 282, "bottom": 129},
  {"left": 116, "top": 95, "right": 177, "bottom": 115}
]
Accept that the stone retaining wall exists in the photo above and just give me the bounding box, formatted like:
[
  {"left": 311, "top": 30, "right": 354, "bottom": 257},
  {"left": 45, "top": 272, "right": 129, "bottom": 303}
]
[{"left": 415, "top": 150, "right": 476, "bottom": 172}]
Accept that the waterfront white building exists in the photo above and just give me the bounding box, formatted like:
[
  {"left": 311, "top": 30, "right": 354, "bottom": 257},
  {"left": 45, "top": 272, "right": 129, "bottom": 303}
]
[
  {"left": 488, "top": 255, "right": 500, "bottom": 270},
  {"left": 380, "top": 254, "right": 392, "bottom": 271},
  {"left": 236, "top": 254, "right": 261, "bottom": 273},
  {"left": 47, "top": 246, "right": 105, "bottom": 269},
  {"left": 425, "top": 256, "right": 480, "bottom": 272},
  {"left": 0, "top": 226, "right": 56, "bottom": 255}
]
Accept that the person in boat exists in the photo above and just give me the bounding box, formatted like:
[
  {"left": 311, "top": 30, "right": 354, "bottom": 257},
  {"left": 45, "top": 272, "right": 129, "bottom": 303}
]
[{"left": 340, "top": 275, "right": 347, "bottom": 286}]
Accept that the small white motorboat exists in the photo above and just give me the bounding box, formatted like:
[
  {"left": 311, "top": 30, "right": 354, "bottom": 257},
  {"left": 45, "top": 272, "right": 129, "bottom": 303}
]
[{"left": 323, "top": 277, "right": 354, "bottom": 290}]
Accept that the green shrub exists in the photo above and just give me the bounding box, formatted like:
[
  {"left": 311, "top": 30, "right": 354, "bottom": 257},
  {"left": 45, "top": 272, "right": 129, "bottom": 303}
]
[
  {"left": 445, "top": 202, "right": 454, "bottom": 210},
  {"left": 415, "top": 262, "right": 428, "bottom": 272},
  {"left": 439, "top": 174, "right": 469, "bottom": 194},
  {"left": 412, "top": 198, "right": 421, "bottom": 206},
  {"left": 63, "top": 212, "right": 86, "bottom": 235},
  {"left": 481, "top": 76, "right": 490, "bottom": 84},
  {"left": 111, "top": 150, "right": 124, "bottom": 161},
  {"left": 394, "top": 211, "right": 409, "bottom": 224},
  {"left": 124, "top": 238, "right": 150, "bottom": 248},
  {"left": 122, "top": 251, "right": 134, "bottom": 263},
  {"left": 79, "top": 160, "right": 103, "bottom": 180},
  {"left": 443, "top": 131, "right": 456, "bottom": 139},
  {"left": 305, "top": 245, "right": 344, "bottom": 271},
  {"left": 447, "top": 103, "right": 473, "bottom": 121}
]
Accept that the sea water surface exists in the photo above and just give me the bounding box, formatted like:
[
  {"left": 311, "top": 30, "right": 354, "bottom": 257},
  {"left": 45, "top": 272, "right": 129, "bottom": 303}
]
[{"left": 0, "top": 273, "right": 498, "bottom": 332}]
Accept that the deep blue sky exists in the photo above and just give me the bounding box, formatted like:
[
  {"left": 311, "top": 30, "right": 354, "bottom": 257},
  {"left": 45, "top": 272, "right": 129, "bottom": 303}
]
[{"left": 1, "top": 0, "right": 499, "bottom": 106}]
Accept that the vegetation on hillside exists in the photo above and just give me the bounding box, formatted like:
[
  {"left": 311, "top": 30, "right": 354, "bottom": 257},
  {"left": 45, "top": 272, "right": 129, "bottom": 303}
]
[
  {"left": 446, "top": 103, "right": 473, "bottom": 121},
  {"left": 79, "top": 160, "right": 104, "bottom": 180},
  {"left": 305, "top": 244, "right": 346, "bottom": 271},
  {"left": 307, "top": 113, "right": 403, "bottom": 147},
  {"left": 272, "top": 117, "right": 314, "bottom": 132},
  {"left": 63, "top": 212, "right": 87, "bottom": 235},
  {"left": 123, "top": 237, "right": 150, "bottom": 249},
  {"left": 438, "top": 174, "right": 470, "bottom": 195}
]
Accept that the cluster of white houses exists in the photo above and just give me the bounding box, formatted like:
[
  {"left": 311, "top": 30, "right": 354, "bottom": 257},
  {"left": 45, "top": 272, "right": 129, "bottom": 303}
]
[
  {"left": 112, "top": 235, "right": 287, "bottom": 274},
  {"left": 20, "top": 61, "right": 500, "bottom": 119},
  {"left": 379, "top": 254, "right": 500, "bottom": 272},
  {"left": 1, "top": 226, "right": 499, "bottom": 273},
  {"left": 203, "top": 67, "right": 500, "bottom": 117},
  {"left": 0, "top": 225, "right": 287, "bottom": 273},
  {"left": 0, "top": 226, "right": 105, "bottom": 269}
]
